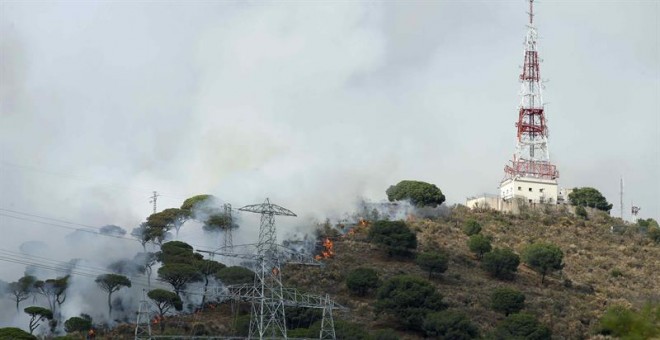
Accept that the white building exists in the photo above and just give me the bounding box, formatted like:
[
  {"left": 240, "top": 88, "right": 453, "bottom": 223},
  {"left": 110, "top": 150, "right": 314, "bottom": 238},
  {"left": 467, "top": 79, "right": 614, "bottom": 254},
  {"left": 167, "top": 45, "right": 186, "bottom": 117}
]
[{"left": 500, "top": 177, "right": 558, "bottom": 204}]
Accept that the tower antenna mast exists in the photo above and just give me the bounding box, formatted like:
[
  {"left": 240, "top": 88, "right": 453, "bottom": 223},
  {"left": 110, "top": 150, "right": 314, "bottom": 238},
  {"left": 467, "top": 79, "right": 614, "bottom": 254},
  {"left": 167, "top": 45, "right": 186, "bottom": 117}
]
[
  {"left": 499, "top": 0, "right": 560, "bottom": 206},
  {"left": 149, "top": 191, "right": 160, "bottom": 214},
  {"left": 620, "top": 177, "right": 624, "bottom": 219}
]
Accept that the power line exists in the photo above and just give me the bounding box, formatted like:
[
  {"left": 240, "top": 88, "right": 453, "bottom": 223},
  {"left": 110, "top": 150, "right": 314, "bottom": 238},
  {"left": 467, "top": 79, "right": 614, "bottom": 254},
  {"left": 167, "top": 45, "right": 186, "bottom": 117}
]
[
  {"left": 0, "top": 160, "right": 193, "bottom": 201},
  {"left": 0, "top": 212, "right": 138, "bottom": 242},
  {"left": 0, "top": 208, "right": 229, "bottom": 255},
  {"left": 0, "top": 249, "right": 214, "bottom": 296}
]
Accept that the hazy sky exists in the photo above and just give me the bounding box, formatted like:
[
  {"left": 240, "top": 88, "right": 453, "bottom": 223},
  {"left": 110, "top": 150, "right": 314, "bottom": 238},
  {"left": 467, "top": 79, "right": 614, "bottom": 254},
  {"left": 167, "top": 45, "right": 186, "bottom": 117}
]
[{"left": 1, "top": 1, "right": 658, "bottom": 251}]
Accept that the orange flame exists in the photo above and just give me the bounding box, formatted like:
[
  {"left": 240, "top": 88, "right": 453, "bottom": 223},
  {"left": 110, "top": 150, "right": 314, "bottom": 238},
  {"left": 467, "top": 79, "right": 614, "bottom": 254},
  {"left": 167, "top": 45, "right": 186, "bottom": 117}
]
[
  {"left": 315, "top": 238, "right": 334, "bottom": 260},
  {"left": 152, "top": 315, "right": 164, "bottom": 324}
]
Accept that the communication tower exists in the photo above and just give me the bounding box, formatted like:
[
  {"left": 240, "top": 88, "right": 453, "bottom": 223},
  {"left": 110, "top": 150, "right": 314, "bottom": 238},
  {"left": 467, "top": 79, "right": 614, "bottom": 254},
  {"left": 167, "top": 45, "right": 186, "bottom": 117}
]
[{"left": 500, "top": 0, "right": 559, "bottom": 204}]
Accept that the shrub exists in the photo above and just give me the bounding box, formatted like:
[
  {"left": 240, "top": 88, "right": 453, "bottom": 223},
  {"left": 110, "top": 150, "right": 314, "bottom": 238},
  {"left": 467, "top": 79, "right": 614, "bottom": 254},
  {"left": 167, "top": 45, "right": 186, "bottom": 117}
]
[
  {"left": 371, "top": 328, "right": 400, "bottom": 340},
  {"left": 569, "top": 187, "right": 613, "bottom": 212},
  {"left": 346, "top": 268, "right": 380, "bottom": 296},
  {"left": 462, "top": 220, "right": 482, "bottom": 236},
  {"left": 335, "top": 320, "right": 371, "bottom": 340},
  {"left": 294, "top": 320, "right": 371, "bottom": 340},
  {"left": 0, "top": 327, "right": 37, "bottom": 340},
  {"left": 491, "top": 313, "right": 551, "bottom": 339},
  {"left": 522, "top": 242, "right": 564, "bottom": 284},
  {"left": 575, "top": 206, "right": 588, "bottom": 219},
  {"left": 415, "top": 251, "right": 449, "bottom": 279},
  {"left": 285, "top": 307, "right": 322, "bottom": 330},
  {"left": 610, "top": 269, "right": 623, "bottom": 278},
  {"left": 422, "top": 310, "right": 480, "bottom": 339},
  {"left": 64, "top": 315, "right": 92, "bottom": 333},
  {"left": 648, "top": 227, "right": 660, "bottom": 244},
  {"left": 233, "top": 314, "right": 250, "bottom": 336},
  {"left": 468, "top": 234, "right": 492, "bottom": 259},
  {"left": 386, "top": 180, "right": 446, "bottom": 207},
  {"left": 638, "top": 218, "right": 659, "bottom": 229},
  {"left": 216, "top": 266, "right": 255, "bottom": 285},
  {"left": 491, "top": 287, "right": 525, "bottom": 316},
  {"left": 368, "top": 220, "right": 417, "bottom": 257},
  {"left": 597, "top": 304, "right": 659, "bottom": 339},
  {"left": 481, "top": 248, "right": 520, "bottom": 280},
  {"left": 376, "top": 275, "right": 446, "bottom": 330}
]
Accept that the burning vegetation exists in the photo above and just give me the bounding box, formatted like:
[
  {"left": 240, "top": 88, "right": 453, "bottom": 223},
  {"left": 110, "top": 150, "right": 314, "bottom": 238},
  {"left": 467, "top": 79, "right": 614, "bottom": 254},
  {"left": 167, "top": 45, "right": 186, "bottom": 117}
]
[{"left": 315, "top": 238, "right": 334, "bottom": 260}]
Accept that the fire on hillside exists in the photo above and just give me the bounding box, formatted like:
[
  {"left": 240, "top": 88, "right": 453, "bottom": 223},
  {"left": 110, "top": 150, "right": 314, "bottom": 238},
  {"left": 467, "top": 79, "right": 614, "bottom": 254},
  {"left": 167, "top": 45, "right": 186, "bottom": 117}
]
[
  {"left": 152, "top": 315, "right": 164, "bottom": 325},
  {"left": 315, "top": 238, "right": 334, "bottom": 260}
]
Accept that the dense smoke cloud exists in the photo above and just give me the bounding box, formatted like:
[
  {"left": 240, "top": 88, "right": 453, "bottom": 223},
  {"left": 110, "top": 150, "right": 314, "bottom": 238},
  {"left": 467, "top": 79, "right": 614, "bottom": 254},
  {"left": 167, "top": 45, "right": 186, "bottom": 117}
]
[{"left": 0, "top": 0, "right": 657, "bottom": 333}]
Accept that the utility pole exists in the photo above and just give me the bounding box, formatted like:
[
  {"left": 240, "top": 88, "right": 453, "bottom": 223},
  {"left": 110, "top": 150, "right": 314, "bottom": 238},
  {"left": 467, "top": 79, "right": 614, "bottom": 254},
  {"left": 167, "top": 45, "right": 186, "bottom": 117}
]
[
  {"left": 619, "top": 177, "right": 624, "bottom": 220},
  {"left": 149, "top": 191, "right": 160, "bottom": 214}
]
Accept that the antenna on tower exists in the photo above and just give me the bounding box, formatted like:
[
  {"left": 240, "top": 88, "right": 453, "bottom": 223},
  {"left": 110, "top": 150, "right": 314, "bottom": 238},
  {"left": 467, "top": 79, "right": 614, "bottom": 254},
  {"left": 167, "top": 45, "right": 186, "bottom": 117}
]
[
  {"left": 528, "top": 0, "right": 535, "bottom": 25},
  {"left": 631, "top": 202, "right": 640, "bottom": 223},
  {"left": 149, "top": 191, "right": 160, "bottom": 214},
  {"left": 619, "top": 177, "right": 624, "bottom": 219}
]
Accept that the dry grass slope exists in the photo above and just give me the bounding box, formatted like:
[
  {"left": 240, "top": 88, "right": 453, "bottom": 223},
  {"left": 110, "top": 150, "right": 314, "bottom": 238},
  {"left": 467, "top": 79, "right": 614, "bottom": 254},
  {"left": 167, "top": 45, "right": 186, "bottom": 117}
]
[
  {"left": 284, "top": 205, "right": 659, "bottom": 339},
  {"left": 107, "top": 205, "right": 658, "bottom": 339}
]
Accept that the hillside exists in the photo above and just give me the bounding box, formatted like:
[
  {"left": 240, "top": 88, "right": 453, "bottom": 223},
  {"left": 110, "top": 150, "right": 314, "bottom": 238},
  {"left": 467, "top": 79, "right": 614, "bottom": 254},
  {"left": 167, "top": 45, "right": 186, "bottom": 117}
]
[
  {"left": 282, "top": 206, "right": 659, "bottom": 339},
  {"left": 82, "top": 205, "right": 659, "bottom": 339}
]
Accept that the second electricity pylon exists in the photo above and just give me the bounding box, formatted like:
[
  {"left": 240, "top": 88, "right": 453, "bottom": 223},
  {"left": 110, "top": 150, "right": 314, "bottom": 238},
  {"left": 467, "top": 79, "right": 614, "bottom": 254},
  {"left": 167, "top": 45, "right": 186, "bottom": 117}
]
[
  {"left": 239, "top": 198, "right": 297, "bottom": 339},
  {"left": 134, "top": 290, "right": 152, "bottom": 340}
]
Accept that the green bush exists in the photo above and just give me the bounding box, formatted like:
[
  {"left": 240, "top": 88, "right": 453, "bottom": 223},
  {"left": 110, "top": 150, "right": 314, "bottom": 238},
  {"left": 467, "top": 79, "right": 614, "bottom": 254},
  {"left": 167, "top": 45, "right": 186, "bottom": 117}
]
[
  {"left": 491, "top": 313, "right": 551, "bottom": 339},
  {"left": 468, "top": 234, "right": 492, "bottom": 259},
  {"left": 462, "top": 220, "right": 482, "bottom": 236},
  {"left": 371, "top": 328, "right": 400, "bottom": 340},
  {"left": 422, "top": 310, "right": 479, "bottom": 339},
  {"left": 597, "top": 304, "right": 659, "bottom": 339},
  {"left": 415, "top": 251, "right": 449, "bottom": 279},
  {"left": 638, "top": 218, "right": 659, "bottom": 228},
  {"left": 216, "top": 266, "right": 255, "bottom": 285},
  {"left": 568, "top": 187, "right": 613, "bottom": 212},
  {"left": 648, "top": 227, "right": 660, "bottom": 244},
  {"left": 376, "top": 275, "right": 446, "bottom": 330},
  {"left": 522, "top": 242, "right": 564, "bottom": 284},
  {"left": 575, "top": 206, "right": 588, "bottom": 219},
  {"left": 368, "top": 220, "right": 417, "bottom": 257},
  {"left": 233, "top": 314, "right": 251, "bottom": 336},
  {"left": 386, "top": 180, "right": 446, "bottom": 207},
  {"left": 491, "top": 287, "right": 525, "bottom": 316},
  {"left": 294, "top": 320, "right": 371, "bottom": 340},
  {"left": 0, "top": 327, "right": 36, "bottom": 340},
  {"left": 481, "top": 248, "right": 520, "bottom": 280},
  {"left": 285, "top": 307, "right": 321, "bottom": 330},
  {"left": 345, "top": 268, "right": 380, "bottom": 296},
  {"left": 335, "top": 320, "right": 371, "bottom": 340},
  {"left": 64, "top": 315, "right": 92, "bottom": 333}
]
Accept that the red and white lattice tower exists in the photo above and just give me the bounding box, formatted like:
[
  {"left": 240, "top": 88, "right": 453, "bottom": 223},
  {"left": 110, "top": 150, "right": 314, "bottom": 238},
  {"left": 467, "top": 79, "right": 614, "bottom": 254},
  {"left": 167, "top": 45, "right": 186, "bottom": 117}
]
[{"left": 500, "top": 0, "right": 560, "bottom": 204}]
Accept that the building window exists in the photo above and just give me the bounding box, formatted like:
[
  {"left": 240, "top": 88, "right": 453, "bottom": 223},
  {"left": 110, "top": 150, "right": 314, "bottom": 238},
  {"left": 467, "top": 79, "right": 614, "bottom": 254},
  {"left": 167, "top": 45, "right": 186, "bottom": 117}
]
[
  {"left": 528, "top": 188, "right": 532, "bottom": 192},
  {"left": 540, "top": 188, "right": 544, "bottom": 193},
  {"left": 518, "top": 186, "right": 521, "bottom": 191}
]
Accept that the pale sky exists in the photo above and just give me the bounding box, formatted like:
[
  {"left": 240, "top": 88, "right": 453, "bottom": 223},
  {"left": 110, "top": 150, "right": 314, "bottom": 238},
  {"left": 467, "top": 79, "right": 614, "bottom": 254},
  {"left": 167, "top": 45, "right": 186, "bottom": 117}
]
[{"left": 1, "top": 1, "right": 658, "bottom": 254}]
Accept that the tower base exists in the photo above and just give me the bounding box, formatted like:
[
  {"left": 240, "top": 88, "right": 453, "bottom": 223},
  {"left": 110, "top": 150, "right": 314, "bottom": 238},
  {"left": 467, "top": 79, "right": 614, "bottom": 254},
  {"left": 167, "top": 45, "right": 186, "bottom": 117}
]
[{"left": 500, "top": 176, "right": 558, "bottom": 204}]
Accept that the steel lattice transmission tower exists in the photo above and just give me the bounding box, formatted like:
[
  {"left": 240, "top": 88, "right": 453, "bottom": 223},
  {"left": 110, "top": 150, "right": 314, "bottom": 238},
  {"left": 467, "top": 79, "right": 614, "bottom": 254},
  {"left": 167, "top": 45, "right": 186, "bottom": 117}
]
[
  {"left": 134, "top": 290, "right": 152, "bottom": 340},
  {"left": 239, "top": 198, "right": 296, "bottom": 339},
  {"left": 500, "top": 0, "right": 560, "bottom": 204}
]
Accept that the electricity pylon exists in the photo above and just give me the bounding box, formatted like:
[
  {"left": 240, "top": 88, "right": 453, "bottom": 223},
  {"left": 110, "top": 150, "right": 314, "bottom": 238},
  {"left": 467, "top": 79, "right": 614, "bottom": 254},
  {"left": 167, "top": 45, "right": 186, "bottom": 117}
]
[
  {"left": 134, "top": 290, "right": 152, "bottom": 340},
  {"left": 239, "top": 198, "right": 296, "bottom": 339},
  {"left": 199, "top": 198, "right": 344, "bottom": 340}
]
